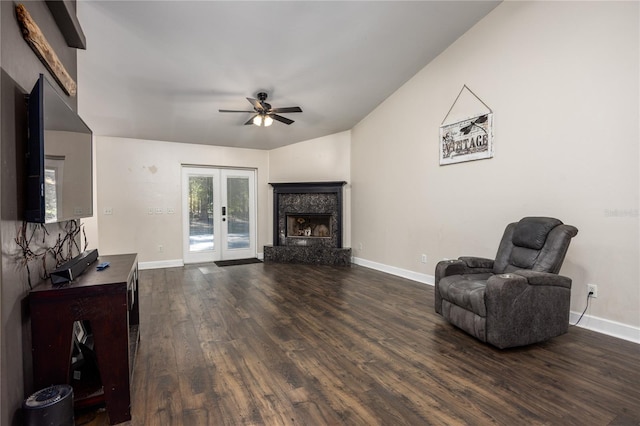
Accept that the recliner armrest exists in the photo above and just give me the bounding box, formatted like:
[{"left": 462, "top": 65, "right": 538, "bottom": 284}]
[
  {"left": 485, "top": 273, "right": 529, "bottom": 297},
  {"left": 484, "top": 271, "right": 572, "bottom": 348},
  {"left": 513, "top": 270, "right": 572, "bottom": 289},
  {"left": 434, "top": 257, "right": 495, "bottom": 315},
  {"left": 459, "top": 256, "right": 495, "bottom": 270},
  {"left": 435, "top": 259, "right": 466, "bottom": 281},
  {"left": 435, "top": 257, "right": 495, "bottom": 282}
]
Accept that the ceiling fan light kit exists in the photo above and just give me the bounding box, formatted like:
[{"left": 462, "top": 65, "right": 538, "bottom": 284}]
[
  {"left": 253, "top": 115, "right": 273, "bottom": 127},
  {"left": 219, "top": 92, "right": 302, "bottom": 127}
]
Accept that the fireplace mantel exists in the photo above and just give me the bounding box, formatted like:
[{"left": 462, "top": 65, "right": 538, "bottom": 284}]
[{"left": 269, "top": 181, "right": 347, "bottom": 192}]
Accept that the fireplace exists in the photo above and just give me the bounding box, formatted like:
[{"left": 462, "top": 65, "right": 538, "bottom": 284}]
[{"left": 264, "top": 182, "right": 351, "bottom": 265}]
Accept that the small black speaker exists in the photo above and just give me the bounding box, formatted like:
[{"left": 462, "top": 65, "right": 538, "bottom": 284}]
[{"left": 50, "top": 249, "right": 99, "bottom": 285}]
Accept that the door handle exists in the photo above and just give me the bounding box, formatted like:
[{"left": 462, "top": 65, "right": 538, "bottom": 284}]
[{"left": 222, "top": 206, "right": 226, "bottom": 215}]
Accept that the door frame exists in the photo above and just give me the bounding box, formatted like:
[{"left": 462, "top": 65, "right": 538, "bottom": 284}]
[{"left": 181, "top": 166, "right": 257, "bottom": 264}]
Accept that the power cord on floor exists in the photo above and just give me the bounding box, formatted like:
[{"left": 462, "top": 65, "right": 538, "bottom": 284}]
[{"left": 571, "top": 291, "right": 593, "bottom": 326}]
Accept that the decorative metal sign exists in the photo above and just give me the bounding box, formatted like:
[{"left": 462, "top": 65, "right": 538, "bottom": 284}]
[{"left": 439, "top": 113, "right": 493, "bottom": 165}]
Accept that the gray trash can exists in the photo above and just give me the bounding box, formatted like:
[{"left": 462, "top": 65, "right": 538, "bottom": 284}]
[{"left": 23, "top": 385, "right": 74, "bottom": 426}]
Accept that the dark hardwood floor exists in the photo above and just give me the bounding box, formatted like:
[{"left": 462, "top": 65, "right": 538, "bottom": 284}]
[{"left": 77, "top": 262, "right": 640, "bottom": 425}]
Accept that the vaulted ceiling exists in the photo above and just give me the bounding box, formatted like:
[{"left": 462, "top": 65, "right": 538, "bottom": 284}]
[{"left": 77, "top": 1, "right": 500, "bottom": 150}]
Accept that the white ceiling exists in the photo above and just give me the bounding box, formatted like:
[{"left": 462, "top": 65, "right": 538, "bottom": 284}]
[{"left": 77, "top": 1, "right": 500, "bottom": 150}]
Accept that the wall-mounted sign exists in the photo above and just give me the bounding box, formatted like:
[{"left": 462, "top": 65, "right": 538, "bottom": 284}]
[{"left": 439, "top": 113, "right": 493, "bottom": 165}]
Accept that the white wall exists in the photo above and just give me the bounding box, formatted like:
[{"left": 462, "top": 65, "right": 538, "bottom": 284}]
[
  {"left": 269, "top": 131, "right": 352, "bottom": 247},
  {"left": 89, "top": 137, "right": 270, "bottom": 264},
  {"left": 351, "top": 1, "right": 639, "bottom": 337},
  {"left": 89, "top": 131, "right": 351, "bottom": 265}
]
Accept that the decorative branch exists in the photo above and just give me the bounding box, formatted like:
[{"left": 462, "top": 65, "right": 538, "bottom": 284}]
[
  {"left": 15, "top": 220, "right": 87, "bottom": 289},
  {"left": 15, "top": 3, "right": 77, "bottom": 96},
  {"left": 15, "top": 223, "right": 49, "bottom": 289},
  {"left": 47, "top": 220, "right": 82, "bottom": 268}
]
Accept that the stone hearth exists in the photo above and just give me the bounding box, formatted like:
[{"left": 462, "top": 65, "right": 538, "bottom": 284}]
[{"left": 264, "top": 182, "right": 351, "bottom": 266}]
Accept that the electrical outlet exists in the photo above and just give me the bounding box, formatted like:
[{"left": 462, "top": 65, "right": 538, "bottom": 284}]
[
  {"left": 358, "top": 243, "right": 363, "bottom": 251},
  {"left": 158, "top": 245, "right": 163, "bottom": 253},
  {"left": 587, "top": 284, "right": 598, "bottom": 298},
  {"left": 421, "top": 254, "right": 427, "bottom": 264}
]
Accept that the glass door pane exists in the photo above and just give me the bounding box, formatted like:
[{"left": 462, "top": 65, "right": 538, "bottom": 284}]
[
  {"left": 221, "top": 169, "right": 256, "bottom": 260},
  {"left": 226, "top": 177, "right": 250, "bottom": 250},
  {"left": 183, "top": 167, "right": 255, "bottom": 263},
  {"left": 188, "top": 175, "right": 214, "bottom": 252}
]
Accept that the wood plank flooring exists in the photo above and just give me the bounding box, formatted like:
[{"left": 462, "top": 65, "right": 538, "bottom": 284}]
[{"left": 76, "top": 262, "right": 640, "bottom": 425}]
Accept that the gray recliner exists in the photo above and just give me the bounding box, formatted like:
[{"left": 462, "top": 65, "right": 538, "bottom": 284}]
[{"left": 435, "top": 217, "right": 578, "bottom": 349}]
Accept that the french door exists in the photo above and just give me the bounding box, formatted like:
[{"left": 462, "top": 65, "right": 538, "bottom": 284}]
[{"left": 182, "top": 167, "right": 256, "bottom": 263}]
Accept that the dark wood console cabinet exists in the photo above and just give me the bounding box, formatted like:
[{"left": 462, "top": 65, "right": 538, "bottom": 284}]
[{"left": 30, "top": 254, "right": 139, "bottom": 424}]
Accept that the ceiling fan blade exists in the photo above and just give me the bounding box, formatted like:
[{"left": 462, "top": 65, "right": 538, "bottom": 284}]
[
  {"left": 270, "top": 114, "right": 294, "bottom": 125},
  {"left": 270, "top": 106, "right": 302, "bottom": 114},
  {"left": 246, "top": 97, "right": 264, "bottom": 111},
  {"left": 244, "top": 114, "right": 258, "bottom": 125},
  {"left": 219, "top": 109, "right": 255, "bottom": 113}
]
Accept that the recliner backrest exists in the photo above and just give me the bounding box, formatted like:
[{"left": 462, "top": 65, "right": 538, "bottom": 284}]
[{"left": 493, "top": 217, "right": 578, "bottom": 274}]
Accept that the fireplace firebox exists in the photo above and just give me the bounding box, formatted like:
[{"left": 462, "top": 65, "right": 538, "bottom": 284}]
[{"left": 286, "top": 214, "right": 332, "bottom": 238}]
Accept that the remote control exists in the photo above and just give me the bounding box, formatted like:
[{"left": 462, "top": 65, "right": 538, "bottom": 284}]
[{"left": 96, "top": 262, "right": 110, "bottom": 271}]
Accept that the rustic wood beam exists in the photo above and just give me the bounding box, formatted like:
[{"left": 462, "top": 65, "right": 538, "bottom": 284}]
[
  {"left": 46, "top": 0, "right": 87, "bottom": 50},
  {"left": 16, "top": 3, "right": 77, "bottom": 96}
]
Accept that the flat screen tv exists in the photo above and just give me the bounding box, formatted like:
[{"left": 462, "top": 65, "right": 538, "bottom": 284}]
[{"left": 26, "top": 74, "right": 93, "bottom": 223}]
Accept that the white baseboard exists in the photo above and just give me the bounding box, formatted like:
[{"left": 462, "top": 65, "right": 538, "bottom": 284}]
[
  {"left": 139, "top": 259, "right": 184, "bottom": 270},
  {"left": 352, "top": 256, "right": 434, "bottom": 286},
  {"left": 353, "top": 257, "right": 639, "bottom": 345},
  {"left": 570, "top": 311, "right": 640, "bottom": 344}
]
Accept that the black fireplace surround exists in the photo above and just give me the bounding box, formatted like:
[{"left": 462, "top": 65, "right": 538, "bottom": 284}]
[{"left": 264, "top": 182, "right": 351, "bottom": 266}]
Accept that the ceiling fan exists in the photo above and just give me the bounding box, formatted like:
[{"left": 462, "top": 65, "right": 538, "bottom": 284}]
[{"left": 219, "top": 92, "right": 302, "bottom": 127}]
